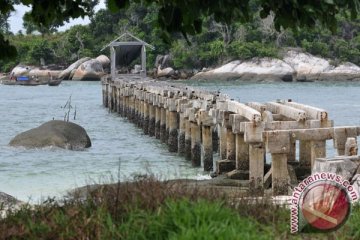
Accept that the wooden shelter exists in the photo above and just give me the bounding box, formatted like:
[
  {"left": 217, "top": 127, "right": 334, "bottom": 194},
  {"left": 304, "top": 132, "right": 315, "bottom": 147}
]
[{"left": 101, "top": 32, "right": 155, "bottom": 79}]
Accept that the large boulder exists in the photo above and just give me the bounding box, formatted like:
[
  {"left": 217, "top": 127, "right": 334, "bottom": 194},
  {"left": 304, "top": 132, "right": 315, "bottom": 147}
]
[
  {"left": 9, "top": 65, "right": 62, "bottom": 83},
  {"left": 0, "top": 192, "right": 24, "bottom": 218},
  {"left": 9, "top": 120, "right": 91, "bottom": 150},
  {"left": 320, "top": 62, "right": 360, "bottom": 81},
  {"left": 283, "top": 51, "right": 332, "bottom": 81},
  {"left": 58, "top": 57, "right": 91, "bottom": 80},
  {"left": 156, "top": 66, "right": 175, "bottom": 78},
  {"left": 155, "top": 54, "right": 173, "bottom": 69},
  {"left": 192, "top": 58, "right": 294, "bottom": 82},
  {"left": 10, "top": 65, "right": 32, "bottom": 78},
  {"left": 96, "top": 55, "right": 110, "bottom": 69},
  {"left": 72, "top": 59, "right": 105, "bottom": 81}
]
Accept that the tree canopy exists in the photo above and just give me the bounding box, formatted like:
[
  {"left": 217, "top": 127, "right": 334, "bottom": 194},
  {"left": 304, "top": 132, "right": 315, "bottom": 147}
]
[
  {"left": 0, "top": 0, "right": 98, "bottom": 60},
  {"left": 1, "top": 0, "right": 360, "bottom": 61},
  {"left": 107, "top": 0, "right": 360, "bottom": 42}
]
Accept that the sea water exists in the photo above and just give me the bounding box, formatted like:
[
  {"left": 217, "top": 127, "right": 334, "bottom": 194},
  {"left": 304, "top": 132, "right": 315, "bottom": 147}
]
[{"left": 1, "top": 80, "right": 360, "bottom": 202}]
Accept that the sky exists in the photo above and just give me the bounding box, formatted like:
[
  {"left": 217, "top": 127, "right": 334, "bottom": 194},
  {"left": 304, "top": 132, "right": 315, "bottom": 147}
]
[{"left": 9, "top": 1, "right": 106, "bottom": 34}]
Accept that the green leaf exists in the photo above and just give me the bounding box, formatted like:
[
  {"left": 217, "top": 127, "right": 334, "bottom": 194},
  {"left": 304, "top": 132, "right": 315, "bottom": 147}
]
[{"left": 324, "top": 0, "right": 335, "bottom": 4}]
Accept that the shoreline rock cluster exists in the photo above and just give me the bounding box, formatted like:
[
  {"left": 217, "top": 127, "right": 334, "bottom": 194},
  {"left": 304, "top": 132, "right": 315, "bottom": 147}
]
[
  {"left": 6, "top": 50, "right": 360, "bottom": 82},
  {"left": 192, "top": 50, "right": 360, "bottom": 82},
  {"left": 8, "top": 55, "right": 110, "bottom": 82}
]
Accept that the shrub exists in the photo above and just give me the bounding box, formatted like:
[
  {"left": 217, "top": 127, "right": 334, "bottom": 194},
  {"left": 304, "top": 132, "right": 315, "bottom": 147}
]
[{"left": 227, "top": 41, "right": 279, "bottom": 60}]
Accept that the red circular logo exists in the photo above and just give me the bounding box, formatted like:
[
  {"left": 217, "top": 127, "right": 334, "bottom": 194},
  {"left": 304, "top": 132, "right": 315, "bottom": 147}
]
[{"left": 301, "top": 182, "right": 351, "bottom": 231}]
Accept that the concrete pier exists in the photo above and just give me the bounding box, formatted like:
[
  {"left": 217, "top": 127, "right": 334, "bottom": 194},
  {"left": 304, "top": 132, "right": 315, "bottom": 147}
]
[{"left": 102, "top": 76, "right": 360, "bottom": 196}]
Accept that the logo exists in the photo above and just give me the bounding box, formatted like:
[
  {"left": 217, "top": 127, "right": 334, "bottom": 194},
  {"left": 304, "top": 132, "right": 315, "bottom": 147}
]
[{"left": 290, "top": 172, "right": 359, "bottom": 233}]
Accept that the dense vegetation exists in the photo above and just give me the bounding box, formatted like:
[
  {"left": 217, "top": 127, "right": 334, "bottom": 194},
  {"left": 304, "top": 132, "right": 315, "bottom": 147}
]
[
  {"left": 1, "top": 177, "right": 360, "bottom": 239},
  {"left": 1, "top": 1, "right": 360, "bottom": 73}
]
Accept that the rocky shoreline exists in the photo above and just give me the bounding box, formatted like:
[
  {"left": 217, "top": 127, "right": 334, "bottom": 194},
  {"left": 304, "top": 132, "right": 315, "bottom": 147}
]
[
  {"left": 191, "top": 50, "right": 360, "bottom": 82},
  {"left": 3, "top": 50, "right": 360, "bottom": 83}
]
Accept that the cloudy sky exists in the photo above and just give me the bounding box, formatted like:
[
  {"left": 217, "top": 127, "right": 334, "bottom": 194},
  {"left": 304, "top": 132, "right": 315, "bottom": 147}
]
[{"left": 9, "top": 1, "right": 106, "bottom": 33}]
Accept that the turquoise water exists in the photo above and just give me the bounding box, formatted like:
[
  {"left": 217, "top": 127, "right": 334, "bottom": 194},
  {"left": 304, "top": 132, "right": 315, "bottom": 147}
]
[
  {"left": 1, "top": 80, "right": 360, "bottom": 202},
  {"left": 0, "top": 81, "right": 203, "bottom": 202}
]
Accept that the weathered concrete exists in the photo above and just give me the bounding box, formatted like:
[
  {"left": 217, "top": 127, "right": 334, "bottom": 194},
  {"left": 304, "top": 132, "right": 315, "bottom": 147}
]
[
  {"left": 168, "top": 111, "right": 179, "bottom": 152},
  {"left": 103, "top": 76, "right": 360, "bottom": 197},
  {"left": 191, "top": 122, "right": 201, "bottom": 167},
  {"left": 202, "top": 125, "right": 213, "bottom": 171}
]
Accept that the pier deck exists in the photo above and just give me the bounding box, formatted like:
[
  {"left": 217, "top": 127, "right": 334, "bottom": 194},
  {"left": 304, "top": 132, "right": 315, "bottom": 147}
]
[{"left": 102, "top": 75, "right": 360, "bottom": 195}]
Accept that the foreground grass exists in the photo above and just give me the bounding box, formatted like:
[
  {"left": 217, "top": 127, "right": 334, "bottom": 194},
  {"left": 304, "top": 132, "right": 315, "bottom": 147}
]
[{"left": 0, "top": 177, "right": 360, "bottom": 239}]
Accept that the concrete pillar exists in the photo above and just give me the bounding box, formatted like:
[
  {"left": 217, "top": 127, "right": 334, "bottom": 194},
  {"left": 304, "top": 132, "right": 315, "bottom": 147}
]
[
  {"left": 115, "top": 89, "right": 119, "bottom": 113},
  {"left": 112, "top": 87, "right": 117, "bottom": 112},
  {"left": 155, "top": 106, "right": 161, "bottom": 139},
  {"left": 235, "top": 133, "right": 249, "bottom": 171},
  {"left": 149, "top": 104, "right": 155, "bottom": 137},
  {"left": 185, "top": 119, "right": 192, "bottom": 160},
  {"left": 168, "top": 111, "right": 179, "bottom": 152},
  {"left": 288, "top": 138, "right": 296, "bottom": 162},
  {"left": 143, "top": 102, "right": 149, "bottom": 135},
  {"left": 310, "top": 140, "right": 326, "bottom": 168},
  {"left": 219, "top": 126, "right": 227, "bottom": 160},
  {"left": 191, "top": 122, "right": 201, "bottom": 167},
  {"left": 226, "top": 128, "right": 236, "bottom": 161},
  {"left": 119, "top": 95, "right": 124, "bottom": 117},
  {"left": 124, "top": 96, "right": 129, "bottom": 118},
  {"left": 128, "top": 96, "right": 135, "bottom": 122},
  {"left": 138, "top": 100, "right": 144, "bottom": 128},
  {"left": 107, "top": 87, "right": 112, "bottom": 111},
  {"left": 164, "top": 109, "right": 170, "bottom": 142},
  {"left": 160, "top": 108, "right": 167, "bottom": 143},
  {"left": 272, "top": 153, "right": 289, "bottom": 195},
  {"left": 345, "top": 137, "right": 358, "bottom": 156},
  {"left": 133, "top": 98, "right": 139, "bottom": 125},
  {"left": 249, "top": 143, "right": 264, "bottom": 194},
  {"left": 202, "top": 125, "right": 213, "bottom": 171},
  {"left": 102, "top": 84, "right": 108, "bottom": 107},
  {"left": 212, "top": 126, "right": 219, "bottom": 153},
  {"left": 299, "top": 141, "right": 311, "bottom": 167},
  {"left": 178, "top": 114, "right": 186, "bottom": 156}
]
